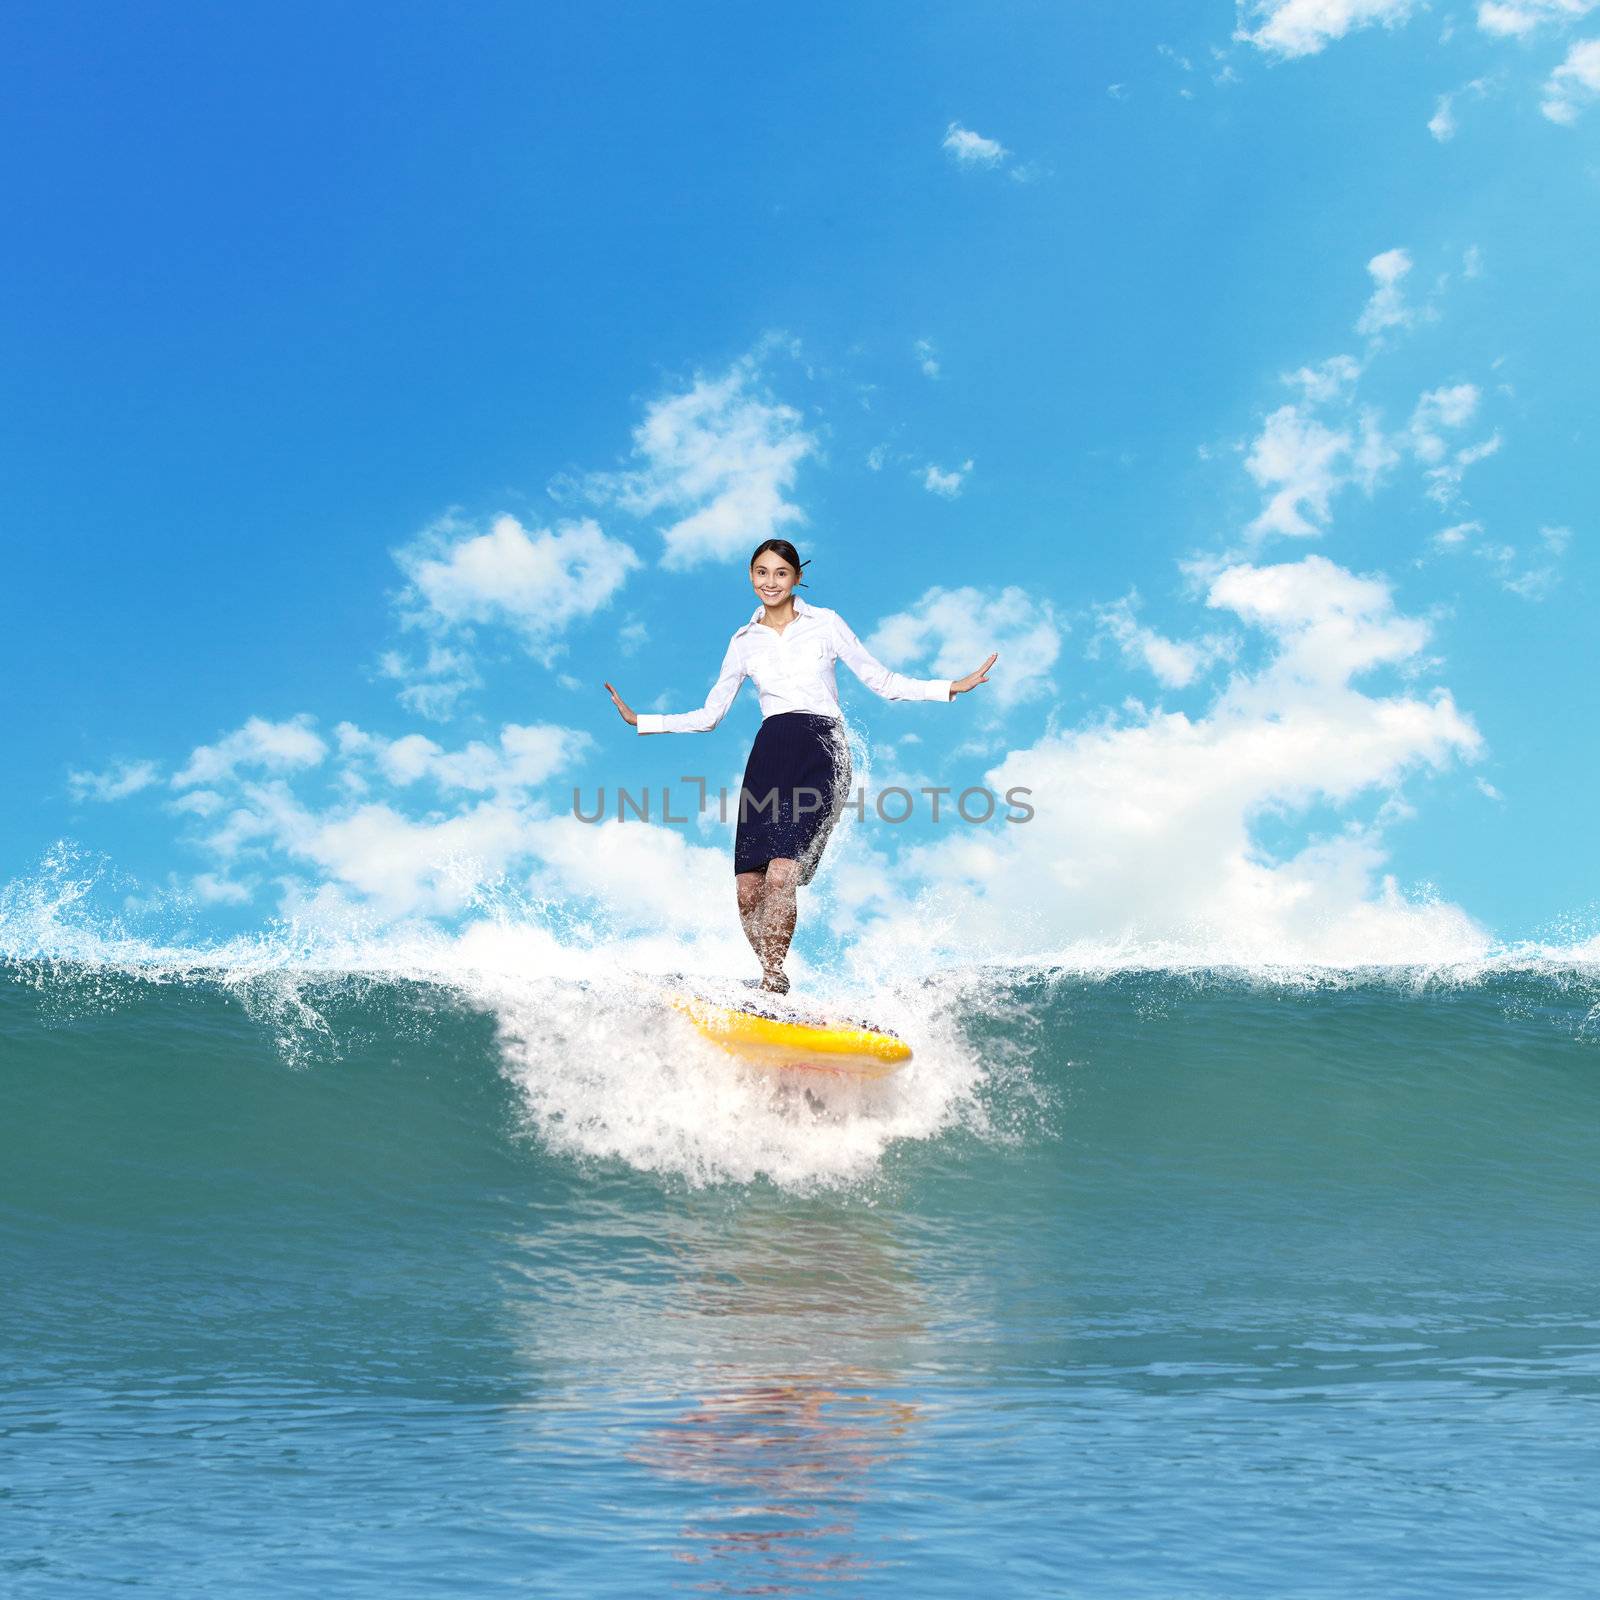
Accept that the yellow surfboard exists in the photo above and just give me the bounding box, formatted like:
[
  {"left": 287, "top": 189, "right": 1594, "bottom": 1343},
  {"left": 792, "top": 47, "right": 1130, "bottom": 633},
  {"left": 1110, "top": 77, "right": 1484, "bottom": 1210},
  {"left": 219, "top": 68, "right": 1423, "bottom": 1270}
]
[{"left": 667, "top": 990, "right": 912, "bottom": 1079}]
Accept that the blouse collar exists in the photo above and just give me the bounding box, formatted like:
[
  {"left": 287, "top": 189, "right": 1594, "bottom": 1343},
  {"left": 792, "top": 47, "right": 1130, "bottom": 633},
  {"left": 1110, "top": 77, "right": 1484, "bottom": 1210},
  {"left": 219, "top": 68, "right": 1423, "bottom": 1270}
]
[{"left": 741, "top": 593, "right": 813, "bottom": 633}]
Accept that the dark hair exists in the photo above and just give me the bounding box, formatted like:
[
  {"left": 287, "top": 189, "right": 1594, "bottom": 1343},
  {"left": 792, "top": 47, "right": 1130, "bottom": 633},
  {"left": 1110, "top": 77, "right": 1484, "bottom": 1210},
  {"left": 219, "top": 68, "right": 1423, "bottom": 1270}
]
[{"left": 749, "top": 539, "right": 808, "bottom": 587}]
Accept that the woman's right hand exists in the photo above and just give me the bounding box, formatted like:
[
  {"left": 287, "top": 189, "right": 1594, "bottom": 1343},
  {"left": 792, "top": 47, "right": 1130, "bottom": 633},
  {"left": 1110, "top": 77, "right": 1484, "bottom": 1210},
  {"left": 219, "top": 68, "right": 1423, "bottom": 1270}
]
[{"left": 603, "top": 682, "right": 638, "bottom": 726}]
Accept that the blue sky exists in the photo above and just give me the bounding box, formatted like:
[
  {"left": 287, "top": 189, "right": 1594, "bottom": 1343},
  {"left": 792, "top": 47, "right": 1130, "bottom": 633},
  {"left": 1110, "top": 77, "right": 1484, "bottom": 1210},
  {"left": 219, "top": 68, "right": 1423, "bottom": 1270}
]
[{"left": 4, "top": 1, "right": 1596, "bottom": 967}]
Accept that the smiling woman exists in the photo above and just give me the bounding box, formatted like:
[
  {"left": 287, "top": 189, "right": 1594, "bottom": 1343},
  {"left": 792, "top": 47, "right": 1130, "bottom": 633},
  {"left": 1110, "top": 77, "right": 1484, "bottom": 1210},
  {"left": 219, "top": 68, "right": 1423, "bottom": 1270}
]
[{"left": 604, "top": 540, "right": 998, "bottom": 993}]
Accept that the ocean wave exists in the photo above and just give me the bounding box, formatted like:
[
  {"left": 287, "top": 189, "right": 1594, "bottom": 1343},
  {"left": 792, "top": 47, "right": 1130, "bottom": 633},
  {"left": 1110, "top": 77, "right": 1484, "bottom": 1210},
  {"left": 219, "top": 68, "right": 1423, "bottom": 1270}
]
[{"left": 5, "top": 846, "right": 1600, "bottom": 1192}]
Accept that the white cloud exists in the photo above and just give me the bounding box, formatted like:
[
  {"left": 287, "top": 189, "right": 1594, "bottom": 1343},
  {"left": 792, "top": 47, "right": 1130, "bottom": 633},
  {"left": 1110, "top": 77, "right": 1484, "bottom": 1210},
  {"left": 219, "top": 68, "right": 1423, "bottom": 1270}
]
[
  {"left": 142, "top": 714, "right": 574, "bottom": 920},
  {"left": 1094, "top": 594, "right": 1237, "bottom": 689},
  {"left": 1283, "top": 354, "right": 1363, "bottom": 403},
  {"left": 1479, "top": 0, "right": 1596, "bottom": 37},
  {"left": 1245, "top": 405, "right": 1353, "bottom": 538},
  {"left": 518, "top": 816, "right": 733, "bottom": 936},
  {"left": 1428, "top": 76, "right": 1494, "bottom": 141},
  {"left": 943, "top": 122, "right": 1008, "bottom": 166},
  {"left": 1356, "top": 248, "right": 1416, "bottom": 338},
  {"left": 1249, "top": 345, "right": 1415, "bottom": 532},
  {"left": 1426, "top": 519, "right": 1569, "bottom": 596},
  {"left": 1352, "top": 406, "right": 1401, "bottom": 489},
  {"left": 1207, "top": 555, "right": 1430, "bottom": 682},
  {"left": 112, "top": 697, "right": 704, "bottom": 928},
  {"left": 923, "top": 460, "right": 974, "bottom": 499},
  {"left": 593, "top": 359, "right": 815, "bottom": 569},
  {"left": 843, "top": 554, "right": 1484, "bottom": 971},
  {"left": 68, "top": 759, "right": 160, "bottom": 803},
  {"left": 376, "top": 642, "right": 481, "bottom": 722},
  {"left": 1245, "top": 265, "right": 1503, "bottom": 537},
  {"left": 1408, "top": 383, "right": 1481, "bottom": 462},
  {"left": 1232, "top": 0, "right": 1595, "bottom": 132},
  {"left": 175, "top": 765, "right": 536, "bottom": 922},
  {"left": 914, "top": 339, "right": 941, "bottom": 378},
  {"left": 334, "top": 721, "right": 591, "bottom": 797},
  {"left": 173, "top": 716, "right": 327, "bottom": 790},
  {"left": 395, "top": 515, "right": 640, "bottom": 655},
  {"left": 1542, "top": 36, "right": 1600, "bottom": 121},
  {"left": 1491, "top": 524, "right": 1573, "bottom": 598},
  {"left": 1423, "top": 431, "right": 1502, "bottom": 505},
  {"left": 171, "top": 762, "right": 729, "bottom": 933},
  {"left": 1235, "top": 0, "right": 1415, "bottom": 59},
  {"left": 171, "top": 790, "right": 225, "bottom": 818},
  {"left": 296, "top": 799, "right": 535, "bottom": 919},
  {"left": 189, "top": 872, "right": 252, "bottom": 906},
  {"left": 865, "top": 585, "right": 1062, "bottom": 711}
]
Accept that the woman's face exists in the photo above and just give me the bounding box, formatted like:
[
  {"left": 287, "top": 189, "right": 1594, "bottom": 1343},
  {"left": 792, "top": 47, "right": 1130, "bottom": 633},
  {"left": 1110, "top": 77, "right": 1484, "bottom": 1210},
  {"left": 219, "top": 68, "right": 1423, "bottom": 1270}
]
[{"left": 750, "top": 557, "right": 797, "bottom": 607}]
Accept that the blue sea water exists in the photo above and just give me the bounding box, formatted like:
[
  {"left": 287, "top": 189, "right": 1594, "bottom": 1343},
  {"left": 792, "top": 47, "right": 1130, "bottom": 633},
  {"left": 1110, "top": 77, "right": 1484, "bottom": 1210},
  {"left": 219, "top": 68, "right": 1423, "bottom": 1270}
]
[{"left": 4, "top": 955, "right": 1599, "bottom": 1597}]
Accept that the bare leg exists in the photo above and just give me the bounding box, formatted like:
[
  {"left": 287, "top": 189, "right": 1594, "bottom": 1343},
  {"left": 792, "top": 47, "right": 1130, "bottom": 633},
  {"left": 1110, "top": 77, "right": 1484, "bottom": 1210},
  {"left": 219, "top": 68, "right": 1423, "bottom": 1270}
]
[
  {"left": 755, "top": 858, "right": 799, "bottom": 991},
  {"left": 735, "top": 869, "right": 766, "bottom": 965},
  {"left": 734, "top": 861, "right": 799, "bottom": 991}
]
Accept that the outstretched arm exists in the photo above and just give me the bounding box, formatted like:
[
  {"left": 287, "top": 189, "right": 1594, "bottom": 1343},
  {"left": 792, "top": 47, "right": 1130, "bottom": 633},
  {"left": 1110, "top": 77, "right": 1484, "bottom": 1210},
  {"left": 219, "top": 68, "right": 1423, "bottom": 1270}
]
[
  {"left": 607, "top": 639, "right": 746, "bottom": 734},
  {"left": 832, "top": 613, "right": 954, "bottom": 703}
]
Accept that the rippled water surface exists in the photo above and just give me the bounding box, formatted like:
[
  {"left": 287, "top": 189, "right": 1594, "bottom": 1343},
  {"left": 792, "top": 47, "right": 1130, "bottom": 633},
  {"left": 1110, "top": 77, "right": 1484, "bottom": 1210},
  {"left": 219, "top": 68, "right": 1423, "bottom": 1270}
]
[{"left": 4, "top": 963, "right": 1599, "bottom": 1596}]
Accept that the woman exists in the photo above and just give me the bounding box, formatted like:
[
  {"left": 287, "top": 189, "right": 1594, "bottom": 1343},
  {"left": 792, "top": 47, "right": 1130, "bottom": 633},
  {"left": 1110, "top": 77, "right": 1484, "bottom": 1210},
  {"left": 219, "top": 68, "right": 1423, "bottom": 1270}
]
[{"left": 604, "top": 540, "right": 996, "bottom": 993}]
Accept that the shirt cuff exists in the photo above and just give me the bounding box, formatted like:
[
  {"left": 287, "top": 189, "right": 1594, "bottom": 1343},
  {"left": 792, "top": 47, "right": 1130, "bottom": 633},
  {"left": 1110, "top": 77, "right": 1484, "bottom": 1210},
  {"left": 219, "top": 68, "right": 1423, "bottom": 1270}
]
[
  {"left": 933, "top": 679, "right": 955, "bottom": 702},
  {"left": 636, "top": 713, "right": 664, "bottom": 734}
]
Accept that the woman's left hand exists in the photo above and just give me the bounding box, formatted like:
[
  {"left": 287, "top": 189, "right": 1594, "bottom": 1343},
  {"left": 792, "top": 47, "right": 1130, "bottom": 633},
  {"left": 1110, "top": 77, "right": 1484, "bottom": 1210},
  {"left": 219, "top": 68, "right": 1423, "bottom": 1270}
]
[{"left": 952, "top": 653, "right": 997, "bottom": 695}]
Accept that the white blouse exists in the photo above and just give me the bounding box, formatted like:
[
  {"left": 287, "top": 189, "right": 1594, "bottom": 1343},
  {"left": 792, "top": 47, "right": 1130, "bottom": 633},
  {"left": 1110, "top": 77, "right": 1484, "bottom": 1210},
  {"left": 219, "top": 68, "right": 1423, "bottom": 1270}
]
[{"left": 636, "top": 595, "right": 953, "bottom": 734}]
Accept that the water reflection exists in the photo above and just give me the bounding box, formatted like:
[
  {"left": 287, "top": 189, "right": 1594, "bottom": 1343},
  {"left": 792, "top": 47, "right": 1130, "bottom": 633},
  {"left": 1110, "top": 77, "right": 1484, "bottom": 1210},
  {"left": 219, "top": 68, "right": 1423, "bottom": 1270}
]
[
  {"left": 637, "top": 1370, "right": 918, "bottom": 1592},
  {"left": 637, "top": 1201, "right": 928, "bottom": 1594}
]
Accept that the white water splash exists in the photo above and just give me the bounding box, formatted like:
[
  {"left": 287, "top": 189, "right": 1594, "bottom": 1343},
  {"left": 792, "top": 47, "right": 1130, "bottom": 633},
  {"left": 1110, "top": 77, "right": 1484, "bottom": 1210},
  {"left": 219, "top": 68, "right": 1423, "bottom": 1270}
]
[{"left": 469, "top": 965, "right": 1009, "bottom": 1191}]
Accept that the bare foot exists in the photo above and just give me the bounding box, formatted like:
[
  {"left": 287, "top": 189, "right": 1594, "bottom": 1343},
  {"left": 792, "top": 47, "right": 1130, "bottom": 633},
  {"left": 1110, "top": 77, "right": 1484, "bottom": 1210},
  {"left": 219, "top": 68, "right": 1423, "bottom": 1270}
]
[{"left": 760, "top": 968, "right": 790, "bottom": 995}]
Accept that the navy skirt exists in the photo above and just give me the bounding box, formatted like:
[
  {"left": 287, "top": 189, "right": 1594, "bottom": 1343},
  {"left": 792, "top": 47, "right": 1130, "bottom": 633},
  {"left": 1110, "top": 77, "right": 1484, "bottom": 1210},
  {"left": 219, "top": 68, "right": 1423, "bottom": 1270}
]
[{"left": 733, "top": 712, "right": 853, "bottom": 883}]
